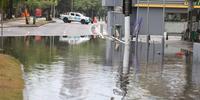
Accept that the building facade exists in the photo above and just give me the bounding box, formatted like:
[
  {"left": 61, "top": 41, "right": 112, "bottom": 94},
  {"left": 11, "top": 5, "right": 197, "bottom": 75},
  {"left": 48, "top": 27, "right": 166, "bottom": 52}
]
[{"left": 103, "top": 0, "right": 200, "bottom": 36}]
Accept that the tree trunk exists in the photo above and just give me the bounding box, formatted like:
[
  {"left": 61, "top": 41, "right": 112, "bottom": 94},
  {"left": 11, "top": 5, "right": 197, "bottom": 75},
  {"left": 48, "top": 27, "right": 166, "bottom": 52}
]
[
  {"left": 24, "top": 7, "right": 29, "bottom": 24},
  {"left": 25, "top": 17, "right": 29, "bottom": 24},
  {"left": 7, "top": 0, "right": 13, "bottom": 19},
  {"left": 46, "top": 8, "right": 52, "bottom": 21}
]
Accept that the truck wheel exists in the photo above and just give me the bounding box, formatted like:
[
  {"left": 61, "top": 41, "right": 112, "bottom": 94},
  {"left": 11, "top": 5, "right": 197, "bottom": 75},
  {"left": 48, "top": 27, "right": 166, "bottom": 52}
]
[
  {"left": 68, "top": 20, "right": 71, "bottom": 23},
  {"left": 63, "top": 17, "right": 68, "bottom": 23},
  {"left": 81, "top": 20, "right": 85, "bottom": 24}
]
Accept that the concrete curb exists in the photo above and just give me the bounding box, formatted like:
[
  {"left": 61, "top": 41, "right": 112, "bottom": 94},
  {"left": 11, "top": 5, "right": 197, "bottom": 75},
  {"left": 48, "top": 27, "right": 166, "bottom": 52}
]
[{"left": 0, "top": 20, "right": 56, "bottom": 28}]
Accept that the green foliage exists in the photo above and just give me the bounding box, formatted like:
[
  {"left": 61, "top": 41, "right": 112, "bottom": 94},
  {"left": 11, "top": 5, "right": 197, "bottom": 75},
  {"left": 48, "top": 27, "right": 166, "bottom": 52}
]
[
  {"left": 74, "top": 0, "right": 100, "bottom": 11},
  {"left": 57, "top": 0, "right": 71, "bottom": 13},
  {"left": 0, "top": 0, "right": 8, "bottom": 11},
  {"left": 73, "top": 0, "right": 105, "bottom": 17},
  {"left": 0, "top": 0, "right": 26, "bottom": 10},
  {"left": 194, "top": 0, "right": 200, "bottom": 5},
  {"left": 26, "top": 0, "right": 58, "bottom": 9}
]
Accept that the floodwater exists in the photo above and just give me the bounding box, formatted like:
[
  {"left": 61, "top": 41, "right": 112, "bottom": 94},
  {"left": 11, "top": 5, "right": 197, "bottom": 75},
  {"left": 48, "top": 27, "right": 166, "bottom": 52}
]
[{"left": 0, "top": 36, "right": 200, "bottom": 100}]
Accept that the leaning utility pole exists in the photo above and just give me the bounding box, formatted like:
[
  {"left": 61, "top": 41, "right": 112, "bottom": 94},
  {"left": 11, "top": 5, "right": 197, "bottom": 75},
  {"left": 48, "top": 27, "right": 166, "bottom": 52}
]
[{"left": 122, "top": 0, "right": 132, "bottom": 73}]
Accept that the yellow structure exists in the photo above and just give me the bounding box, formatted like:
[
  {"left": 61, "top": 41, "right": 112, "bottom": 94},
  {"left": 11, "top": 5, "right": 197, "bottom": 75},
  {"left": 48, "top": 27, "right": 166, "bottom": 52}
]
[{"left": 134, "top": 1, "right": 200, "bottom": 9}]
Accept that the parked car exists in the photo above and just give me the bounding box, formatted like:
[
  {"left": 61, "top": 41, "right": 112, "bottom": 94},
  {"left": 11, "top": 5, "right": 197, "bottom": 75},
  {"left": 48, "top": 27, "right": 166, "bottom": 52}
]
[{"left": 60, "top": 12, "right": 91, "bottom": 24}]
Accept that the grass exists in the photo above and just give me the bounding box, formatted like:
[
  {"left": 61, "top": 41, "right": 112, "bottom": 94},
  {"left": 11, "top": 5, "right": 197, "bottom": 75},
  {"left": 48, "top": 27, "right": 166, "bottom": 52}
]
[{"left": 0, "top": 54, "right": 24, "bottom": 100}]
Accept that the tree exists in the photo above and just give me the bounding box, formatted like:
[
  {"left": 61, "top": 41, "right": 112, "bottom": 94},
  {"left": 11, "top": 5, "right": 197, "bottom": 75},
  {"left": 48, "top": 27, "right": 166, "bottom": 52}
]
[
  {"left": 0, "top": 0, "right": 8, "bottom": 19},
  {"left": 73, "top": 0, "right": 105, "bottom": 18},
  {"left": 0, "top": 0, "right": 26, "bottom": 19},
  {"left": 57, "top": 0, "right": 71, "bottom": 14},
  {"left": 25, "top": 0, "right": 59, "bottom": 21}
]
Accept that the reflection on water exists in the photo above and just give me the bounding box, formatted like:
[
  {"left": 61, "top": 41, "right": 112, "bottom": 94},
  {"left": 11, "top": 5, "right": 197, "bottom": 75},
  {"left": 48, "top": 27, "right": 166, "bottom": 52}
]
[
  {"left": 59, "top": 35, "right": 91, "bottom": 45},
  {"left": 0, "top": 36, "right": 199, "bottom": 100}
]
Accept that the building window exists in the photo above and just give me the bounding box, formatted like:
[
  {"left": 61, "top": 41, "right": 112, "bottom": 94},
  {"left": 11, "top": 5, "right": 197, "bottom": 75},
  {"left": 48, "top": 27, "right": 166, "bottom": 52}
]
[{"left": 165, "top": 13, "right": 187, "bottom": 22}]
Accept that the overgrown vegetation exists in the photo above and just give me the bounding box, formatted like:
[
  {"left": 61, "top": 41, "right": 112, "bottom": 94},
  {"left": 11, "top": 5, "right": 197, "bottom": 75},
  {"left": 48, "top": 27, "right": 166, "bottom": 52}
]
[
  {"left": 26, "top": 0, "right": 58, "bottom": 21},
  {"left": 0, "top": 0, "right": 106, "bottom": 20},
  {"left": 0, "top": 54, "right": 24, "bottom": 100},
  {"left": 0, "top": 0, "right": 58, "bottom": 20},
  {"left": 73, "top": 0, "right": 105, "bottom": 17},
  {"left": 57, "top": 0, "right": 106, "bottom": 18}
]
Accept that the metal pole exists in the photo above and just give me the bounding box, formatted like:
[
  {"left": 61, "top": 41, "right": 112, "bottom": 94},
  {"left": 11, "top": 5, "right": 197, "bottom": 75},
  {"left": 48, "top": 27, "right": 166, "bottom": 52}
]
[
  {"left": 152, "top": 41, "right": 155, "bottom": 64},
  {"left": 147, "top": 0, "right": 150, "bottom": 35},
  {"left": 146, "top": 35, "right": 150, "bottom": 65},
  {"left": 123, "top": 16, "right": 131, "bottom": 73},
  {"left": 146, "top": 0, "right": 150, "bottom": 66},
  {"left": 123, "top": 0, "right": 132, "bottom": 73},
  {"left": 161, "top": 0, "right": 166, "bottom": 70},
  {"left": 134, "top": 0, "right": 140, "bottom": 73},
  {"left": 161, "top": 36, "right": 165, "bottom": 69},
  {"left": 163, "top": 0, "right": 166, "bottom": 35}
]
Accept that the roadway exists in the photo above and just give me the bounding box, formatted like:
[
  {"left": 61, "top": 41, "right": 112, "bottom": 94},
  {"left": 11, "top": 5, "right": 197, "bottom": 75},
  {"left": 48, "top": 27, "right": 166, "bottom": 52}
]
[{"left": 1, "top": 19, "right": 93, "bottom": 37}]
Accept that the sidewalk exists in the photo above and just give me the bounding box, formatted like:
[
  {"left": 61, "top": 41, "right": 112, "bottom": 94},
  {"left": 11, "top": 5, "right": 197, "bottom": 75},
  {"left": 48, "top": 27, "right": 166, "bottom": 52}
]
[{"left": 0, "top": 17, "right": 55, "bottom": 28}]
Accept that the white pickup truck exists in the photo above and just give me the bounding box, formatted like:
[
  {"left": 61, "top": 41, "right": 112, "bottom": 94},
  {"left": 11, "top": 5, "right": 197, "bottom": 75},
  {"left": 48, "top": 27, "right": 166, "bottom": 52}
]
[{"left": 60, "top": 12, "right": 91, "bottom": 24}]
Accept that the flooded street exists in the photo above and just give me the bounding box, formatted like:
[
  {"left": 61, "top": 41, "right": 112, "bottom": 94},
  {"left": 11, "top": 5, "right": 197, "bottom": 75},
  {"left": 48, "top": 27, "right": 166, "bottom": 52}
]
[{"left": 0, "top": 36, "right": 200, "bottom": 100}]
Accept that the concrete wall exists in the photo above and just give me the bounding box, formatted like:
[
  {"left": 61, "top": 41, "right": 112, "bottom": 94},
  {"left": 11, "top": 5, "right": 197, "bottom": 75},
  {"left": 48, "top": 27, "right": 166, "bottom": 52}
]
[
  {"left": 134, "top": 8, "right": 187, "bottom": 35},
  {"left": 107, "top": 11, "right": 125, "bottom": 36},
  {"left": 137, "top": 8, "right": 164, "bottom": 35},
  {"left": 130, "top": 8, "right": 138, "bottom": 35},
  {"left": 164, "top": 8, "right": 187, "bottom": 34},
  {"left": 103, "top": 0, "right": 188, "bottom": 36},
  {"left": 102, "top": 0, "right": 122, "bottom": 7},
  {"left": 165, "top": 22, "right": 187, "bottom": 33},
  {"left": 192, "top": 43, "right": 200, "bottom": 87}
]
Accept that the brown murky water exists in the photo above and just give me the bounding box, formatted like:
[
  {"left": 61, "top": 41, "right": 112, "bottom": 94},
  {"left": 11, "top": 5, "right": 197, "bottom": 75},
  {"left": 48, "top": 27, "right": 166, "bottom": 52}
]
[{"left": 0, "top": 36, "right": 199, "bottom": 100}]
